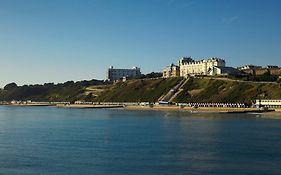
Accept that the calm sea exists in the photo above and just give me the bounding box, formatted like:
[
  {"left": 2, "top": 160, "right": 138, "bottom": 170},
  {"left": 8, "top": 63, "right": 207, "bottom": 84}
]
[{"left": 0, "top": 106, "right": 281, "bottom": 175}]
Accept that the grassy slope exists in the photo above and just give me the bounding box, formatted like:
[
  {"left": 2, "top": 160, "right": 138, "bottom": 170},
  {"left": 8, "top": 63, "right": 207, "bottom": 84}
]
[
  {"left": 0, "top": 80, "right": 106, "bottom": 102},
  {"left": 0, "top": 85, "right": 86, "bottom": 102},
  {"left": 173, "top": 78, "right": 281, "bottom": 105},
  {"left": 93, "top": 78, "right": 183, "bottom": 102},
  {"left": 2, "top": 77, "right": 280, "bottom": 104}
]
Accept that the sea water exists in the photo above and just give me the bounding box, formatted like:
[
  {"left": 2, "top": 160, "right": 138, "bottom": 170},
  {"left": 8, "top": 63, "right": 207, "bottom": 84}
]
[{"left": 0, "top": 106, "right": 280, "bottom": 175}]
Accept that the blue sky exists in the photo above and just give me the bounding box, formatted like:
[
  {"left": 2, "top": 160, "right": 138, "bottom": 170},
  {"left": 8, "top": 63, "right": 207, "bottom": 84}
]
[{"left": 0, "top": 0, "right": 281, "bottom": 87}]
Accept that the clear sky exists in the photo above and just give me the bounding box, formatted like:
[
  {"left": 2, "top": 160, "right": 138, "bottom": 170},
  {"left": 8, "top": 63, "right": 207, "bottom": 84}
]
[{"left": 0, "top": 0, "right": 281, "bottom": 87}]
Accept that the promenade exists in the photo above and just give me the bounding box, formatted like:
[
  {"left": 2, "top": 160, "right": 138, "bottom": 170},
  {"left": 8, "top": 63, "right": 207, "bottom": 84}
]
[{"left": 2, "top": 101, "right": 279, "bottom": 114}]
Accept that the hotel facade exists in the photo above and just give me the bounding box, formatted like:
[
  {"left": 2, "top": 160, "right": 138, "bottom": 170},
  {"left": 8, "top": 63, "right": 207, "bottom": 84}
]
[
  {"left": 179, "top": 57, "right": 226, "bottom": 77},
  {"left": 107, "top": 66, "right": 141, "bottom": 81},
  {"left": 162, "top": 64, "right": 180, "bottom": 78},
  {"left": 163, "top": 57, "right": 227, "bottom": 78}
]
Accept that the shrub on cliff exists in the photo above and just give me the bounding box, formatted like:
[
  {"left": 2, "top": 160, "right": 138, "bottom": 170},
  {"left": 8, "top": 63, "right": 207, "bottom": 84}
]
[{"left": 4, "top": 82, "right": 18, "bottom": 91}]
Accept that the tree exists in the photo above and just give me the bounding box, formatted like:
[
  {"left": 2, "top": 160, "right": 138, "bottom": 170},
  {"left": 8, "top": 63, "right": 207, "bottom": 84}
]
[
  {"left": 4, "top": 82, "right": 18, "bottom": 91},
  {"left": 84, "top": 93, "right": 93, "bottom": 101},
  {"left": 141, "top": 72, "right": 163, "bottom": 79}
]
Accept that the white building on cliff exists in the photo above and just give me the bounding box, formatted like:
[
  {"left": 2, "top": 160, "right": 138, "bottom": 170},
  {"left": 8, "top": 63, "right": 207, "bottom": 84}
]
[
  {"left": 107, "top": 66, "right": 141, "bottom": 81},
  {"left": 178, "top": 57, "right": 226, "bottom": 77}
]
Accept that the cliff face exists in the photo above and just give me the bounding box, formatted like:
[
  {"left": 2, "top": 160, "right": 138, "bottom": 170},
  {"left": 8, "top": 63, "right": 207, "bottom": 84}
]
[
  {"left": 1, "top": 77, "right": 281, "bottom": 105},
  {"left": 91, "top": 77, "right": 183, "bottom": 102},
  {"left": 0, "top": 80, "right": 106, "bottom": 102},
  {"left": 87, "top": 77, "right": 281, "bottom": 105},
  {"left": 173, "top": 78, "right": 281, "bottom": 105}
]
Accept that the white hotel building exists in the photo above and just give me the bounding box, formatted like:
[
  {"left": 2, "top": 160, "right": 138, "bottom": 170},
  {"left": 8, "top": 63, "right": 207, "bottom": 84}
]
[
  {"left": 178, "top": 57, "right": 226, "bottom": 77},
  {"left": 107, "top": 66, "right": 141, "bottom": 81}
]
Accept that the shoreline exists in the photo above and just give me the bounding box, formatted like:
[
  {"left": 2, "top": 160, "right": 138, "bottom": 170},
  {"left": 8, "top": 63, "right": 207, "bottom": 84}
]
[
  {"left": 124, "top": 105, "right": 278, "bottom": 114},
  {"left": 2, "top": 103, "right": 55, "bottom": 107},
  {"left": 1, "top": 103, "right": 281, "bottom": 114},
  {"left": 56, "top": 104, "right": 124, "bottom": 109}
]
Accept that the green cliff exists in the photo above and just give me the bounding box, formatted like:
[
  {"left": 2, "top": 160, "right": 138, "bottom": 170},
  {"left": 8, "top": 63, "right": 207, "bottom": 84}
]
[
  {"left": 1, "top": 77, "right": 281, "bottom": 105},
  {"left": 173, "top": 78, "right": 281, "bottom": 105}
]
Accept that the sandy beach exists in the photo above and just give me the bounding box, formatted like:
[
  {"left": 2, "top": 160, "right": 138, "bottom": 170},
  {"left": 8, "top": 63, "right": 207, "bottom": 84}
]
[
  {"left": 124, "top": 105, "right": 278, "bottom": 114},
  {"left": 3, "top": 103, "right": 281, "bottom": 115},
  {"left": 56, "top": 104, "right": 124, "bottom": 109},
  {"left": 7, "top": 103, "right": 54, "bottom": 107}
]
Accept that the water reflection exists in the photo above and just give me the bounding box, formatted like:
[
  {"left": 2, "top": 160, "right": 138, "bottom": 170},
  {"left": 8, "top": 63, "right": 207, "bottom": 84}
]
[{"left": 0, "top": 107, "right": 280, "bottom": 174}]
